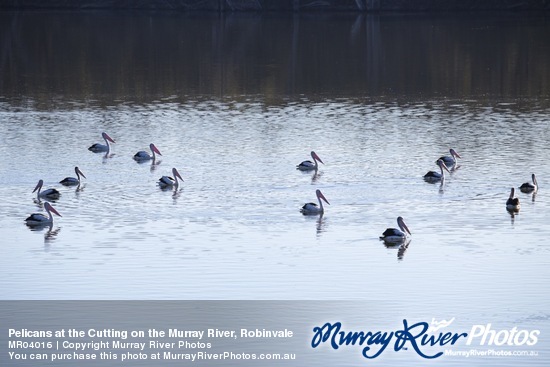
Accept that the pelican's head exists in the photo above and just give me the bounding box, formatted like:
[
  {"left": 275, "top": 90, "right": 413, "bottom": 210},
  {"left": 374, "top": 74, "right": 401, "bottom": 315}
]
[
  {"left": 316, "top": 189, "right": 330, "bottom": 205},
  {"left": 150, "top": 143, "right": 162, "bottom": 156},
  {"left": 32, "top": 179, "right": 44, "bottom": 193},
  {"left": 173, "top": 168, "right": 184, "bottom": 182},
  {"left": 450, "top": 148, "right": 461, "bottom": 159},
  {"left": 44, "top": 202, "right": 62, "bottom": 217},
  {"left": 311, "top": 151, "right": 324, "bottom": 165},
  {"left": 102, "top": 132, "right": 116, "bottom": 143}
]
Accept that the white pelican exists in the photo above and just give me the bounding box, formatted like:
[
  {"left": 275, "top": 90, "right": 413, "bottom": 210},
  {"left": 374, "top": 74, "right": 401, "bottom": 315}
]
[
  {"left": 519, "top": 174, "right": 538, "bottom": 193},
  {"left": 297, "top": 151, "right": 324, "bottom": 171},
  {"left": 424, "top": 159, "right": 450, "bottom": 182},
  {"left": 300, "top": 189, "right": 330, "bottom": 215},
  {"left": 437, "top": 148, "right": 461, "bottom": 167},
  {"left": 88, "top": 132, "right": 115, "bottom": 152},
  {"left": 33, "top": 180, "right": 60, "bottom": 199},
  {"left": 159, "top": 168, "right": 183, "bottom": 188},
  {"left": 380, "top": 216, "right": 411, "bottom": 244},
  {"left": 59, "top": 167, "right": 86, "bottom": 186},
  {"left": 134, "top": 143, "right": 162, "bottom": 161},
  {"left": 25, "top": 202, "right": 62, "bottom": 226},
  {"left": 506, "top": 188, "right": 520, "bottom": 211}
]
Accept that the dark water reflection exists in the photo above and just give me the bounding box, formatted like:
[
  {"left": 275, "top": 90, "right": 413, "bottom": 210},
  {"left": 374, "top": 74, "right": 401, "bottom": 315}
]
[{"left": 1, "top": 11, "right": 549, "bottom": 105}]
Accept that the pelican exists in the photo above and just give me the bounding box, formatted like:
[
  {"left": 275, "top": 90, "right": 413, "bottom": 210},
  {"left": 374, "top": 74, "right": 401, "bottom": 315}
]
[
  {"left": 134, "top": 143, "right": 162, "bottom": 161},
  {"left": 25, "top": 202, "right": 62, "bottom": 226},
  {"left": 88, "top": 132, "right": 115, "bottom": 152},
  {"left": 300, "top": 189, "right": 330, "bottom": 215},
  {"left": 297, "top": 151, "right": 324, "bottom": 171},
  {"left": 33, "top": 180, "right": 60, "bottom": 199},
  {"left": 437, "top": 148, "right": 461, "bottom": 167},
  {"left": 380, "top": 216, "right": 411, "bottom": 244},
  {"left": 519, "top": 174, "right": 538, "bottom": 193},
  {"left": 159, "top": 168, "right": 184, "bottom": 188},
  {"left": 424, "top": 159, "right": 451, "bottom": 182},
  {"left": 59, "top": 167, "right": 86, "bottom": 186},
  {"left": 506, "top": 188, "right": 520, "bottom": 211}
]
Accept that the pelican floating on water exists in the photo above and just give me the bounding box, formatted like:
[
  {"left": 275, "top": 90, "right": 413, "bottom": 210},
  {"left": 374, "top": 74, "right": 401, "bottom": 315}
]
[
  {"left": 380, "top": 216, "right": 411, "bottom": 244},
  {"left": 134, "top": 143, "right": 162, "bottom": 162},
  {"left": 519, "top": 174, "right": 538, "bottom": 193},
  {"left": 25, "top": 202, "right": 62, "bottom": 226},
  {"left": 60, "top": 167, "right": 86, "bottom": 186},
  {"left": 437, "top": 148, "right": 461, "bottom": 167},
  {"left": 424, "top": 159, "right": 451, "bottom": 182},
  {"left": 159, "top": 168, "right": 183, "bottom": 188},
  {"left": 300, "top": 189, "right": 330, "bottom": 215},
  {"left": 33, "top": 180, "right": 60, "bottom": 199},
  {"left": 506, "top": 188, "right": 520, "bottom": 211},
  {"left": 297, "top": 151, "right": 324, "bottom": 171},
  {"left": 88, "top": 132, "right": 115, "bottom": 152}
]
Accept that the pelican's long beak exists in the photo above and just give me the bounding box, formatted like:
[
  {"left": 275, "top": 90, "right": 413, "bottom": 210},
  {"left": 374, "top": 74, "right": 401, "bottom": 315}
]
[
  {"left": 103, "top": 132, "right": 116, "bottom": 143},
  {"left": 77, "top": 167, "right": 86, "bottom": 179},
  {"left": 51, "top": 207, "right": 62, "bottom": 217},
  {"left": 313, "top": 152, "right": 324, "bottom": 165},
  {"left": 32, "top": 180, "right": 43, "bottom": 193},
  {"left": 174, "top": 169, "right": 184, "bottom": 181},
  {"left": 398, "top": 217, "right": 411, "bottom": 235},
  {"left": 402, "top": 223, "right": 411, "bottom": 235},
  {"left": 152, "top": 144, "right": 162, "bottom": 156},
  {"left": 318, "top": 191, "right": 330, "bottom": 205},
  {"left": 438, "top": 159, "right": 451, "bottom": 172},
  {"left": 45, "top": 202, "right": 62, "bottom": 217}
]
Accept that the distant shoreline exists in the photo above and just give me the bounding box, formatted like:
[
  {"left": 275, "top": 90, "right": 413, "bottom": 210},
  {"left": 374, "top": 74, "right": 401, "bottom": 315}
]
[{"left": 1, "top": 0, "right": 549, "bottom": 12}]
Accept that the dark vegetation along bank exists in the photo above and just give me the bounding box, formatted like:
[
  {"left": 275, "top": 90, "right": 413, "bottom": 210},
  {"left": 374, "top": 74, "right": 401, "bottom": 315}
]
[{"left": 1, "top": 0, "right": 549, "bottom": 12}]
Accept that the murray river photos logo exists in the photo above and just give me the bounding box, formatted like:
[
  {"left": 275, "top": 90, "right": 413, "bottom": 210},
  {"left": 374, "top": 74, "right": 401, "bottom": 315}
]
[{"left": 311, "top": 318, "right": 540, "bottom": 359}]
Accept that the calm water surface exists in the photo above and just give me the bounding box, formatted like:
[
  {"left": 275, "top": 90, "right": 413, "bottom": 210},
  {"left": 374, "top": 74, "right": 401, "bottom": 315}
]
[{"left": 0, "top": 11, "right": 549, "bottom": 365}]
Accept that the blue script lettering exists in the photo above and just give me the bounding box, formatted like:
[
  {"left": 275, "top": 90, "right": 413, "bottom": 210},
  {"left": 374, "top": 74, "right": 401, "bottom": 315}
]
[
  {"left": 394, "top": 320, "right": 440, "bottom": 358},
  {"left": 311, "top": 322, "right": 392, "bottom": 358},
  {"left": 311, "top": 319, "right": 468, "bottom": 360}
]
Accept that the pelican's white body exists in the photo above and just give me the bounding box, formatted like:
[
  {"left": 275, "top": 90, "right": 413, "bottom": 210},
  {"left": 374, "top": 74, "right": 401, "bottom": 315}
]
[
  {"left": 134, "top": 143, "right": 162, "bottom": 161},
  {"left": 380, "top": 217, "right": 411, "bottom": 244}
]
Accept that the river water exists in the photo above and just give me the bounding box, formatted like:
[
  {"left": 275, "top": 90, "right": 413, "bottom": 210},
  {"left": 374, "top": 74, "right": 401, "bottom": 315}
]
[{"left": 0, "top": 11, "right": 549, "bottom": 365}]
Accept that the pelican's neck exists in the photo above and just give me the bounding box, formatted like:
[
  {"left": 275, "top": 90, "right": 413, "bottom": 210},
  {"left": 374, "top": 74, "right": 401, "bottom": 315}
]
[
  {"left": 46, "top": 207, "right": 54, "bottom": 222},
  {"left": 36, "top": 185, "right": 42, "bottom": 198},
  {"left": 75, "top": 168, "right": 81, "bottom": 181},
  {"left": 439, "top": 164, "right": 446, "bottom": 180},
  {"left": 317, "top": 196, "right": 324, "bottom": 212},
  {"left": 151, "top": 147, "right": 156, "bottom": 160},
  {"left": 533, "top": 175, "right": 538, "bottom": 188},
  {"left": 103, "top": 136, "right": 111, "bottom": 152},
  {"left": 310, "top": 153, "right": 319, "bottom": 169}
]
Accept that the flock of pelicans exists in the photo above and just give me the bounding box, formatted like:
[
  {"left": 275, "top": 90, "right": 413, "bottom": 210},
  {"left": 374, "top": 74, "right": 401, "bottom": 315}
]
[
  {"left": 294, "top": 147, "right": 538, "bottom": 244},
  {"left": 24, "top": 132, "right": 179, "bottom": 227},
  {"left": 25, "top": 133, "right": 539, "bottom": 246}
]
